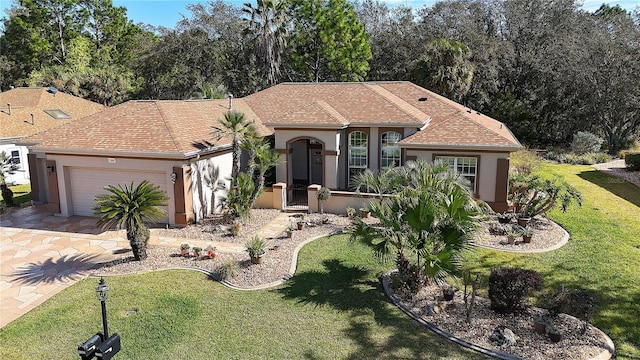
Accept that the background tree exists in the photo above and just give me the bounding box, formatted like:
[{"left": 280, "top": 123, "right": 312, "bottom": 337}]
[
  {"left": 285, "top": 0, "right": 372, "bottom": 82},
  {"left": 410, "top": 38, "right": 474, "bottom": 102},
  {"left": 243, "top": 0, "right": 289, "bottom": 86},
  {"left": 93, "top": 180, "right": 168, "bottom": 261}
]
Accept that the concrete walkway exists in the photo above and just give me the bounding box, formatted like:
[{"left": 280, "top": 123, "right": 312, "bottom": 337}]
[{"left": 0, "top": 205, "right": 293, "bottom": 328}]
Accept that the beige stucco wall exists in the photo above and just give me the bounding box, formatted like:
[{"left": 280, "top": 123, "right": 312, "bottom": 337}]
[
  {"left": 275, "top": 129, "right": 341, "bottom": 189},
  {"left": 405, "top": 149, "right": 509, "bottom": 203},
  {"left": 47, "top": 154, "right": 184, "bottom": 224},
  {"left": 254, "top": 187, "right": 273, "bottom": 209},
  {"left": 190, "top": 152, "right": 233, "bottom": 222}
]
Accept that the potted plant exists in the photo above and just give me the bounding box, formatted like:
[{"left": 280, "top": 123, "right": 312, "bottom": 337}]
[
  {"left": 442, "top": 287, "right": 455, "bottom": 301},
  {"left": 180, "top": 243, "right": 191, "bottom": 257},
  {"left": 497, "top": 212, "right": 512, "bottom": 224},
  {"left": 522, "top": 227, "right": 534, "bottom": 243},
  {"left": 205, "top": 245, "right": 218, "bottom": 259},
  {"left": 296, "top": 215, "right": 305, "bottom": 230},
  {"left": 245, "top": 235, "right": 267, "bottom": 264},
  {"left": 346, "top": 207, "right": 356, "bottom": 218},
  {"left": 321, "top": 216, "right": 329, "bottom": 224},
  {"left": 533, "top": 313, "right": 552, "bottom": 334},
  {"left": 506, "top": 227, "right": 521, "bottom": 244},
  {"left": 192, "top": 246, "right": 202, "bottom": 258},
  {"left": 316, "top": 187, "right": 331, "bottom": 214},
  {"left": 359, "top": 208, "right": 370, "bottom": 218},
  {"left": 546, "top": 324, "right": 562, "bottom": 343},
  {"left": 285, "top": 225, "right": 295, "bottom": 238}
]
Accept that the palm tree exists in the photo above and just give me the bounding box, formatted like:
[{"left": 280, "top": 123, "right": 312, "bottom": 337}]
[
  {"left": 410, "top": 38, "right": 474, "bottom": 101},
  {"left": 211, "top": 111, "right": 253, "bottom": 186},
  {"left": 349, "top": 160, "right": 486, "bottom": 283},
  {"left": 240, "top": 128, "right": 281, "bottom": 207},
  {"left": 243, "top": 0, "right": 289, "bottom": 85},
  {"left": 93, "top": 180, "right": 168, "bottom": 261}
]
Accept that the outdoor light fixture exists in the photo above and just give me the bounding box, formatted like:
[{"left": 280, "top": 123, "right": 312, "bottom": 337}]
[
  {"left": 96, "top": 278, "right": 109, "bottom": 338},
  {"left": 170, "top": 172, "right": 177, "bottom": 184},
  {"left": 78, "top": 278, "right": 121, "bottom": 359}
]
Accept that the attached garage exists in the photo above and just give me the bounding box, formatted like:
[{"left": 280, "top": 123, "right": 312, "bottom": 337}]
[{"left": 68, "top": 167, "right": 168, "bottom": 219}]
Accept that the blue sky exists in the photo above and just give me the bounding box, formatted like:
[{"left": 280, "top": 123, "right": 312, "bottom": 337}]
[{"left": 1, "top": 0, "right": 638, "bottom": 28}]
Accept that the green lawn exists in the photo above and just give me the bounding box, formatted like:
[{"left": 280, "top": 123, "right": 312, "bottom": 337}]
[
  {"left": 0, "top": 235, "right": 486, "bottom": 359},
  {"left": 0, "top": 183, "right": 31, "bottom": 206},
  {"left": 465, "top": 163, "right": 640, "bottom": 359},
  {"left": 1, "top": 163, "right": 637, "bottom": 359}
]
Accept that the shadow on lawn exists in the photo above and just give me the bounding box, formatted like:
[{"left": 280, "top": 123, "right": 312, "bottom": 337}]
[
  {"left": 578, "top": 169, "right": 640, "bottom": 208},
  {"left": 277, "top": 259, "right": 487, "bottom": 359}
]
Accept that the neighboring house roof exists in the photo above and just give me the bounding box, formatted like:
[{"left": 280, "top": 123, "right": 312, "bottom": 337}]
[
  {"left": 21, "top": 98, "right": 270, "bottom": 159},
  {"left": 0, "top": 87, "right": 105, "bottom": 141}
]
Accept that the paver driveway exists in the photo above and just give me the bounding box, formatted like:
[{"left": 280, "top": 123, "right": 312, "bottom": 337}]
[{"left": 0, "top": 205, "right": 130, "bottom": 328}]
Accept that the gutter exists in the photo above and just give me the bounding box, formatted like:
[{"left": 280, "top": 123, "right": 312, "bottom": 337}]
[
  {"left": 21, "top": 144, "right": 233, "bottom": 160},
  {"left": 399, "top": 142, "right": 523, "bottom": 152}
]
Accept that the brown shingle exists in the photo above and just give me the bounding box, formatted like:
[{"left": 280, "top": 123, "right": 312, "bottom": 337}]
[
  {"left": 0, "top": 88, "right": 105, "bottom": 139},
  {"left": 24, "top": 99, "right": 271, "bottom": 156}
]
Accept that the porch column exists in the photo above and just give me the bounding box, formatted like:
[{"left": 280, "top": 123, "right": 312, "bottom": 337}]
[
  {"left": 272, "top": 182, "right": 286, "bottom": 210},
  {"left": 307, "top": 184, "right": 320, "bottom": 213},
  {"left": 322, "top": 150, "right": 339, "bottom": 189}
]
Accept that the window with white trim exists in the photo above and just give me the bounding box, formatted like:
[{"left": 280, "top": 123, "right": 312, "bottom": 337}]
[
  {"left": 10, "top": 150, "right": 20, "bottom": 165},
  {"left": 435, "top": 156, "right": 477, "bottom": 192},
  {"left": 348, "top": 131, "right": 368, "bottom": 185},
  {"left": 380, "top": 131, "right": 402, "bottom": 169}
]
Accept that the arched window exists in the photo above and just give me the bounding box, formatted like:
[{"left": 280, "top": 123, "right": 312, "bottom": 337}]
[
  {"left": 348, "top": 131, "right": 368, "bottom": 185},
  {"left": 380, "top": 131, "right": 402, "bottom": 169}
]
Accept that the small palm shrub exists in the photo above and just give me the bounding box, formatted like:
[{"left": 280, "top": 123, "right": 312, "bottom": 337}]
[
  {"left": 489, "top": 267, "right": 543, "bottom": 313},
  {"left": 216, "top": 259, "right": 239, "bottom": 281}
]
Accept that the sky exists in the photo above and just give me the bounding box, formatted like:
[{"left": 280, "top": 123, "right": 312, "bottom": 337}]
[{"left": 0, "top": 0, "right": 638, "bottom": 28}]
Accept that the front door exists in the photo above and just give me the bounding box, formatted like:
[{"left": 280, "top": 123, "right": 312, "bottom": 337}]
[{"left": 310, "top": 149, "right": 323, "bottom": 185}]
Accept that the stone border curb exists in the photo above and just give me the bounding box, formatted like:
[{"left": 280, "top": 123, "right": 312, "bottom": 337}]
[{"left": 380, "top": 271, "right": 615, "bottom": 360}]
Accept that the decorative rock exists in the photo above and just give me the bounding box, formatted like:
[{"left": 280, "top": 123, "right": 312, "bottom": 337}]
[{"left": 488, "top": 326, "right": 518, "bottom": 348}]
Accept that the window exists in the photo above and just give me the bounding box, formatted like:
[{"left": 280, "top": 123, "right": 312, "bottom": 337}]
[
  {"left": 380, "top": 131, "right": 402, "bottom": 169},
  {"left": 348, "top": 131, "right": 368, "bottom": 185},
  {"left": 43, "top": 109, "right": 70, "bottom": 119},
  {"left": 435, "top": 156, "right": 477, "bottom": 192},
  {"left": 10, "top": 150, "right": 20, "bottom": 165}
]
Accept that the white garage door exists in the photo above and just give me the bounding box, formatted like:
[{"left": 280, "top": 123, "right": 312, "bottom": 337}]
[{"left": 69, "top": 167, "right": 169, "bottom": 221}]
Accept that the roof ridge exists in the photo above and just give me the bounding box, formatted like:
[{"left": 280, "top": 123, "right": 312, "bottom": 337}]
[
  {"left": 314, "top": 100, "right": 349, "bottom": 125},
  {"left": 155, "top": 102, "right": 184, "bottom": 153},
  {"left": 439, "top": 109, "right": 515, "bottom": 143},
  {"left": 363, "top": 83, "right": 430, "bottom": 122}
]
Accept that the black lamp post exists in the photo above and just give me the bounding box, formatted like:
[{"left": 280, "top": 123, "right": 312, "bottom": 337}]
[{"left": 96, "top": 278, "right": 109, "bottom": 338}]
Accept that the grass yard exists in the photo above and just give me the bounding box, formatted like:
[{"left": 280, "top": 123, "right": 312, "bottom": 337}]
[
  {"left": 464, "top": 163, "right": 640, "bottom": 359},
  {"left": 0, "top": 234, "right": 486, "bottom": 360},
  {"left": 0, "top": 183, "right": 31, "bottom": 206}
]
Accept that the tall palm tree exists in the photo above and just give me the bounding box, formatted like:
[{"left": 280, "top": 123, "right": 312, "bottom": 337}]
[
  {"left": 243, "top": 0, "right": 289, "bottom": 85},
  {"left": 93, "top": 180, "right": 168, "bottom": 261},
  {"left": 211, "top": 111, "right": 253, "bottom": 185},
  {"left": 240, "top": 128, "right": 281, "bottom": 207}
]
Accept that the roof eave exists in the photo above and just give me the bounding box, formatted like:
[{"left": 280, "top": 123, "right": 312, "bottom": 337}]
[
  {"left": 25, "top": 147, "right": 200, "bottom": 160},
  {"left": 399, "top": 142, "right": 523, "bottom": 152},
  {"left": 264, "top": 123, "right": 348, "bottom": 130}
]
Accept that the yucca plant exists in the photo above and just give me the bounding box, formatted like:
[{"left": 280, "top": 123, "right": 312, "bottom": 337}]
[{"left": 93, "top": 180, "right": 168, "bottom": 261}]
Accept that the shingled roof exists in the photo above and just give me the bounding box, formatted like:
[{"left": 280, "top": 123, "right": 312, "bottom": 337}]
[
  {"left": 0, "top": 87, "right": 105, "bottom": 140},
  {"left": 23, "top": 98, "right": 270, "bottom": 158}
]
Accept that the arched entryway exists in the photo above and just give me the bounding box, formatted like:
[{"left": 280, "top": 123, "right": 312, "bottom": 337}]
[{"left": 287, "top": 137, "right": 324, "bottom": 206}]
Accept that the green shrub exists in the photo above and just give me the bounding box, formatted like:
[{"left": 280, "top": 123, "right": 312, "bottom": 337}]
[
  {"left": 489, "top": 267, "right": 543, "bottom": 313},
  {"left": 571, "top": 131, "right": 604, "bottom": 155},
  {"left": 510, "top": 148, "right": 542, "bottom": 175},
  {"left": 625, "top": 153, "right": 640, "bottom": 171},
  {"left": 216, "top": 259, "right": 239, "bottom": 281}
]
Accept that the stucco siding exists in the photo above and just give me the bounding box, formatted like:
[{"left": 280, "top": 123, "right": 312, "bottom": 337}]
[{"left": 190, "top": 152, "right": 233, "bottom": 222}]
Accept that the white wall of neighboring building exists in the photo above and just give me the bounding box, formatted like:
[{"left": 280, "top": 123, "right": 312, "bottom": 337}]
[
  {"left": 0, "top": 143, "right": 30, "bottom": 184},
  {"left": 190, "top": 152, "right": 232, "bottom": 222}
]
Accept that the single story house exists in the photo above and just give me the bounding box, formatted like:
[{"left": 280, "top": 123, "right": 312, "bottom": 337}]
[
  {"left": 21, "top": 81, "right": 521, "bottom": 225},
  {"left": 0, "top": 87, "right": 104, "bottom": 185}
]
